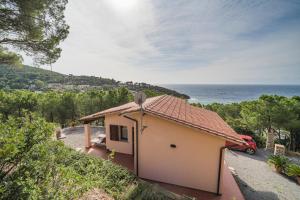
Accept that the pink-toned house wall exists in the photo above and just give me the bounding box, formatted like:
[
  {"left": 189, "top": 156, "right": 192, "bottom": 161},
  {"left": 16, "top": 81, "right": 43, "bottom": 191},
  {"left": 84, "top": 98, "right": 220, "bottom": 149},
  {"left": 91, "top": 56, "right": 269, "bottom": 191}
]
[
  {"left": 105, "top": 112, "right": 225, "bottom": 194},
  {"left": 136, "top": 114, "right": 225, "bottom": 193},
  {"left": 105, "top": 114, "right": 134, "bottom": 155}
]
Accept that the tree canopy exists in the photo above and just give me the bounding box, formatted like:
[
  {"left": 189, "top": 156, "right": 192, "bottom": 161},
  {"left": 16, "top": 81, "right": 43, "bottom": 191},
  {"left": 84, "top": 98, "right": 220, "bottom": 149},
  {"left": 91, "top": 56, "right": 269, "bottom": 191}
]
[
  {"left": 200, "top": 95, "right": 300, "bottom": 151},
  {"left": 0, "top": 0, "right": 69, "bottom": 65},
  {"left": 1, "top": 88, "right": 299, "bottom": 151}
]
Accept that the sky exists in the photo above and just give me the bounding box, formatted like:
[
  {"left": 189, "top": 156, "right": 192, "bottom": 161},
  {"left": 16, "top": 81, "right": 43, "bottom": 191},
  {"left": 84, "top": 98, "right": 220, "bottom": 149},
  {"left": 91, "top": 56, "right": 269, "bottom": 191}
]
[{"left": 24, "top": 0, "right": 300, "bottom": 84}]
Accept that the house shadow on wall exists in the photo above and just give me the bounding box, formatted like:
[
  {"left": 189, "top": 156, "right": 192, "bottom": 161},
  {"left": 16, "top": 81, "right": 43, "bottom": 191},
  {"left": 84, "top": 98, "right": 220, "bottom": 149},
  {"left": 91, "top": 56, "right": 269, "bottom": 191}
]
[{"left": 233, "top": 174, "right": 279, "bottom": 200}]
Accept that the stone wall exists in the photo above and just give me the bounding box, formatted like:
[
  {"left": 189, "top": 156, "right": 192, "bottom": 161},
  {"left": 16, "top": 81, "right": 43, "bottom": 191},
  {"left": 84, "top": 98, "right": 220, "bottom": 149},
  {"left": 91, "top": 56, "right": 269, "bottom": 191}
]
[{"left": 266, "top": 128, "right": 275, "bottom": 150}]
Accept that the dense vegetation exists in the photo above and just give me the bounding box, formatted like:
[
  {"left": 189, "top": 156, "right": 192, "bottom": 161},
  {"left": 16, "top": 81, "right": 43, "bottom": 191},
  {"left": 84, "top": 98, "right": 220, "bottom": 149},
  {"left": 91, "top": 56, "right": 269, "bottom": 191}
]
[
  {"left": 1, "top": 88, "right": 299, "bottom": 151},
  {"left": 194, "top": 95, "right": 300, "bottom": 151},
  {"left": 0, "top": 88, "right": 133, "bottom": 127},
  {"left": 0, "top": 65, "right": 189, "bottom": 99},
  {"left": 268, "top": 154, "right": 300, "bottom": 183},
  {"left": 0, "top": 116, "right": 187, "bottom": 200},
  {"left": 0, "top": 0, "right": 69, "bottom": 65},
  {"left": 0, "top": 89, "right": 190, "bottom": 199}
]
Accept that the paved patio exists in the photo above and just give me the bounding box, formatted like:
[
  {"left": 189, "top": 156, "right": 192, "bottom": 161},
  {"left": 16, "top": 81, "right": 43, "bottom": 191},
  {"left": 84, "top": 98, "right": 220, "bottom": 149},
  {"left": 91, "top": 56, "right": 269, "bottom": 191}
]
[
  {"left": 62, "top": 126, "right": 244, "bottom": 200},
  {"left": 87, "top": 146, "right": 134, "bottom": 172}
]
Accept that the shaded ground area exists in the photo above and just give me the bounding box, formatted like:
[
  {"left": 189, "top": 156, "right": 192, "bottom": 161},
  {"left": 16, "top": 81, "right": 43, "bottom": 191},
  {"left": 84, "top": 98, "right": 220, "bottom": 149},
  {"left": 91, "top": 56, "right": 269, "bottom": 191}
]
[
  {"left": 61, "top": 126, "right": 104, "bottom": 149},
  {"left": 225, "top": 149, "right": 300, "bottom": 200},
  {"left": 87, "top": 146, "right": 134, "bottom": 172}
]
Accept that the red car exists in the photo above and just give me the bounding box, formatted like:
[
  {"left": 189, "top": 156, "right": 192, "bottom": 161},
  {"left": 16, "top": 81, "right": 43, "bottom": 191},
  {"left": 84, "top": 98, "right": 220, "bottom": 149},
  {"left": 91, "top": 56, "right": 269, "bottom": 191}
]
[{"left": 226, "top": 135, "right": 257, "bottom": 155}]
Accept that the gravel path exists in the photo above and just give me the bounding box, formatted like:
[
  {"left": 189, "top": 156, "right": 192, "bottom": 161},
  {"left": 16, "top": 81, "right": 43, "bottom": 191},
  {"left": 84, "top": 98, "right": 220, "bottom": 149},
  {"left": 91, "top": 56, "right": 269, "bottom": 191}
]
[
  {"left": 225, "top": 149, "right": 300, "bottom": 200},
  {"left": 61, "top": 126, "right": 104, "bottom": 149}
]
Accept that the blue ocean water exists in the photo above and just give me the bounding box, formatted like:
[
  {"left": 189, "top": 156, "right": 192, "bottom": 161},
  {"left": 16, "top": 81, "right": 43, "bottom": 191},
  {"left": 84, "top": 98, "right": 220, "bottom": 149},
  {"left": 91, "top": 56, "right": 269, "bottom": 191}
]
[{"left": 162, "top": 84, "right": 300, "bottom": 104}]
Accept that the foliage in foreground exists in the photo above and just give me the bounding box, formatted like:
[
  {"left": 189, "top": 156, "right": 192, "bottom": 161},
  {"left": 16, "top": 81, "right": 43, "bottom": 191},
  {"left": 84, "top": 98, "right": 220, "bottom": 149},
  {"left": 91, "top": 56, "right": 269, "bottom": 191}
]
[
  {"left": 0, "top": 116, "right": 189, "bottom": 200},
  {"left": 267, "top": 154, "right": 300, "bottom": 184},
  {"left": 286, "top": 164, "right": 300, "bottom": 177},
  {"left": 0, "top": 116, "right": 134, "bottom": 199},
  {"left": 267, "top": 155, "right": 289, "bottom": 171},
  {"left": 0, "top": 0, "right": 69, "bottom": 65},
  {"left": 125, "top": 180, "right": 189, "bottom": 200}
]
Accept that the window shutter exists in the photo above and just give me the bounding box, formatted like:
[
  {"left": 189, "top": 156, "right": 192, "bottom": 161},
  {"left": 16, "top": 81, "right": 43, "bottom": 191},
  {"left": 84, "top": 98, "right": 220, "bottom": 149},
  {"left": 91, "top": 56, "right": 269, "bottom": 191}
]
[{"left": 110, "top": 125, "right": 119, "bottom": 141}]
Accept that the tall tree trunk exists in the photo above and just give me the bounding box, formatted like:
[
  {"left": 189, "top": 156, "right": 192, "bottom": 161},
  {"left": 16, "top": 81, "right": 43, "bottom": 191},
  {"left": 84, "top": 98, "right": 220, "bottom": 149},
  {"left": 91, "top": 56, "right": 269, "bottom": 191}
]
[
  {"left": 50, "top": 111, "right": 54, "bottom": 122},
  {"left": 288, "top": 131, "right": 292, "bottom": 151},
  {"left": 277, "top": 129, "right": 281, "bottom": 144}
]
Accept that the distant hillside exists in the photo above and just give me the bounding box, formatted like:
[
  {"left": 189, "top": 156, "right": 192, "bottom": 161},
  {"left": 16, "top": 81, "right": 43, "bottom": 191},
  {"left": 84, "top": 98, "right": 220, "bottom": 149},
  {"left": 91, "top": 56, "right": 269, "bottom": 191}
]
[{"left": 0, "top": 65, "right": 190, "bottom": 99}]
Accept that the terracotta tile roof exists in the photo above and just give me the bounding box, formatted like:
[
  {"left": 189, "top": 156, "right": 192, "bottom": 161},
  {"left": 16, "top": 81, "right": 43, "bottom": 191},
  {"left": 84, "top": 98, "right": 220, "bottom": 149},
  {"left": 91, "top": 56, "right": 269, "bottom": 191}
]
[
  {"left": 143, "top": 95, "right": 243, "bottom": 143},
  {"left": 80, "top": 95, "right": 243, "bottom": 143},
  {"left": 79, "top": 96, "right": 161, "bottom": 122}
]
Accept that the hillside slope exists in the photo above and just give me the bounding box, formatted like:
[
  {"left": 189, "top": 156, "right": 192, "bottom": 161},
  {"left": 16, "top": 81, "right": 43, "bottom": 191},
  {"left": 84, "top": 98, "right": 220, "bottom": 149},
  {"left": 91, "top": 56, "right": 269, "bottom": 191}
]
[{"left": 0, "top": 65, "right": 190, "bottom": 99}]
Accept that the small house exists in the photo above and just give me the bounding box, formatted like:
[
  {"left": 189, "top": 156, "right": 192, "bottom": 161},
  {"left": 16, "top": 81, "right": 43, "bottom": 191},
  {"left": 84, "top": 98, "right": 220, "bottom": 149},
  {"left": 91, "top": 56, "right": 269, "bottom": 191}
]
[{"left": 80, "top": 95, "right": 243, "bottom": 194}]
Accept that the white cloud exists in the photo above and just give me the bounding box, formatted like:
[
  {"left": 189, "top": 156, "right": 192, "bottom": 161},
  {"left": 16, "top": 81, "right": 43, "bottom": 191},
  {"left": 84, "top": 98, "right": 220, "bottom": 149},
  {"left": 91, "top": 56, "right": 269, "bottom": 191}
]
[{"left": 26, "top": 0, "right": 300, "bottom": 84}]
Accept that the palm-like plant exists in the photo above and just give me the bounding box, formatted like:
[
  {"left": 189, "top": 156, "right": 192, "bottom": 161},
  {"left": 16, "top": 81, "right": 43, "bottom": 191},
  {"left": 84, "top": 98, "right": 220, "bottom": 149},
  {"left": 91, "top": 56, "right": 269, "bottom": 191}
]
[
  {"left": 286, "top": 164, "right": 300, "bottom": 185},
  {"left": 267, "top": 155, "right": 289, "bottom": 173}
]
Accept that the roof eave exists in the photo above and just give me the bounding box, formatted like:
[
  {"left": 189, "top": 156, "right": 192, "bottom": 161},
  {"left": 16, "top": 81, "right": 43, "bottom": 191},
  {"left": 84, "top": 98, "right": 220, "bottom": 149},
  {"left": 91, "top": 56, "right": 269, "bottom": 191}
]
[{"left": 80, "top": 107, "right": 137, "bottom": 122}]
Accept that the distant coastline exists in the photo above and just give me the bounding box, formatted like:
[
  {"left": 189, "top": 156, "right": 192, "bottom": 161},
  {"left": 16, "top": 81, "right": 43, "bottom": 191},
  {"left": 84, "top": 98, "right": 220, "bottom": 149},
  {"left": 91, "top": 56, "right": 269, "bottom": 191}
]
[{"left": 162, "top": 84, "right": 300, "bottom": 104}]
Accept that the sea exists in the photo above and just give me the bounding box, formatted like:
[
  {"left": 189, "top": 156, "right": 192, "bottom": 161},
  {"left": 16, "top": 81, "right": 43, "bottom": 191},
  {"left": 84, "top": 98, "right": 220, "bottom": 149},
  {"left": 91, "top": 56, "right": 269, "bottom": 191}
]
[{"left": 162, "top": 84, "right": 300, "bottom": 105}]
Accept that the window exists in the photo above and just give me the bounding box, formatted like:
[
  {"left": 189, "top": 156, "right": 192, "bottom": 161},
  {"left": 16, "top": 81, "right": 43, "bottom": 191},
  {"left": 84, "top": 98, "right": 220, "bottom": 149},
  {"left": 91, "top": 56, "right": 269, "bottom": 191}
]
[
  {"left": 109, "top": 125, "right": 128, "bottom": 142},
  {"left": 110, "top": 125, "right": 119, "bottom": 141},
  {"left": 120, "top": 126, "right": 128, "bottom": 141}
]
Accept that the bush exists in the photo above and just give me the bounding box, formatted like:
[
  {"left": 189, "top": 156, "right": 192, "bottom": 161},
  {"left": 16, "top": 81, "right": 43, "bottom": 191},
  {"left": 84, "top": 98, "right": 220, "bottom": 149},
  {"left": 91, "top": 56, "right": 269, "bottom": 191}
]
[
  {"left": 253, "top": 134, "right": 266, "bottom": 148},
  {"left": 0, "top": 115, "right": 187, "bottom": 200},
  {"left": 125, "top": 180, "right": 190, "bottom": 200},
  {"left": 267, "top": 155, "right": 290, "bottom": 172},
  {"left": 286, "top": 164, "right": 300, "bottom": 177}
]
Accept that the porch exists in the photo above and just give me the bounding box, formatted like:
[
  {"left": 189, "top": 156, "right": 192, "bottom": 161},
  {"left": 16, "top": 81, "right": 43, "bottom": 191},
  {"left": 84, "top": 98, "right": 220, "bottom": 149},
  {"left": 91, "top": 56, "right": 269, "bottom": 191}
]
[{"left": 61, "top": 125, "right": 134, "bottom": 172}]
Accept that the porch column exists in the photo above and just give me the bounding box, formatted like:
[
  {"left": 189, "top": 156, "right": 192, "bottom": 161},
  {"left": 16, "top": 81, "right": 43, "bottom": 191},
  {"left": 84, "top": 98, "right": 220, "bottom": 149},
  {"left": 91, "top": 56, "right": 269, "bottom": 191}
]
[{"left": 84, "top": 123, "right": 92, "bottom": 148}]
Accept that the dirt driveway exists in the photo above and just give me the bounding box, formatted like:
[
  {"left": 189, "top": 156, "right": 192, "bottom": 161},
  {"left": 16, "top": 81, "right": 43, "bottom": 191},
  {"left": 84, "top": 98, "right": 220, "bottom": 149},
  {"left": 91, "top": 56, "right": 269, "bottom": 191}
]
[{"left": 225, "top": 149, "right": 300, "bottom": 200}]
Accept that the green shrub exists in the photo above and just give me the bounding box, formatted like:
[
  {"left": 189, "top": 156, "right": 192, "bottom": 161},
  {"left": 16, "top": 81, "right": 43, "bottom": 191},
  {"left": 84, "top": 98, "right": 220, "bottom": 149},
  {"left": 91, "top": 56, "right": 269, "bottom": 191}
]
[
  {"left": 253, "top": 134, "right": 266, "bottom": 148},
  {"left": 267, "top": 155, "right": 290, "bottom": 171},
  {"left": 286, "top": 164, "right": 300, "bottom": 177},
  {"left": 0, "top": 115, "right": 189, "bottom": 200},
  {"left": 124, "top": 180, "right": 191, "bottom": 200}
]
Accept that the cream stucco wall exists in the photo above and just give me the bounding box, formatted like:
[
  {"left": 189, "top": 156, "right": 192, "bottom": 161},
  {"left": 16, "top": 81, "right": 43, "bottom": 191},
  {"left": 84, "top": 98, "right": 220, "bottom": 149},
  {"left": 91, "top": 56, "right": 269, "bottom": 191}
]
[
  {"left": 136, "top": 114, "right": 225, "bottom": 193},
  {"left": 105, "top": 114, "right": 134, "bottom": 155},
  {"left": 106, "top": 112, "right": 226, "bottom": 193}
]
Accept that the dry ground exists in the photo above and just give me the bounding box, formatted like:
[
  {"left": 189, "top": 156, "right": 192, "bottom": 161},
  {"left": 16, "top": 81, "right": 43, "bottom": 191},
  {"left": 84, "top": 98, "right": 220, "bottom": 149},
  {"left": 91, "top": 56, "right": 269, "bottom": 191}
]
[{"left": 225, "top": 149, "right": 300, "bottom": 200}]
